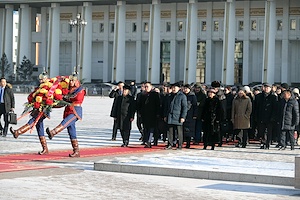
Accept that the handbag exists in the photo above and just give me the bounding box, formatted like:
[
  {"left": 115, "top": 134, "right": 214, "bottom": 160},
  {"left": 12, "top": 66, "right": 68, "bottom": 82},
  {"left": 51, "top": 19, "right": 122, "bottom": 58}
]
[{"left": 7, "top": 112, "right": 17, "bottom": 125}]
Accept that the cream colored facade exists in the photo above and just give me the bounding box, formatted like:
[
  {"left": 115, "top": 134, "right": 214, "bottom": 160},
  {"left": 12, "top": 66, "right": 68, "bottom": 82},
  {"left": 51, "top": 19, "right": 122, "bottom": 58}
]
[{"left": 0, "top": 0, "right": 300, "bottom": 85}]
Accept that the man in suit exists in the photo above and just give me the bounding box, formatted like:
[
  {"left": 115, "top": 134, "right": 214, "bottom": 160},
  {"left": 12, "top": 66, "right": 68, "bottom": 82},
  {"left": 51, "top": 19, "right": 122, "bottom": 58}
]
[
  {"left": 0, "top": 77, "right": 15, "bottom": 137},
  {"left": 109, "top": 81, "right": 124, "bottom": 140}
]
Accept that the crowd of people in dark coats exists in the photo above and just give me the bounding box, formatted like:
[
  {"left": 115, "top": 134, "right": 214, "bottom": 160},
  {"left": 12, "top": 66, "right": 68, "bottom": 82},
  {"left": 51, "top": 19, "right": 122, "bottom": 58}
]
[{"left": 109, "top": 80, "right": 300, "bottom": 151}]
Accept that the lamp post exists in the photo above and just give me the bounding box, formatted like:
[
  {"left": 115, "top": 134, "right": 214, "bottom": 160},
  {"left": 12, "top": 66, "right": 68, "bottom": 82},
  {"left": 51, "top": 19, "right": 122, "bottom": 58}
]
[{"left": 69, "top": 13, "right": 87, "bottom": 76}]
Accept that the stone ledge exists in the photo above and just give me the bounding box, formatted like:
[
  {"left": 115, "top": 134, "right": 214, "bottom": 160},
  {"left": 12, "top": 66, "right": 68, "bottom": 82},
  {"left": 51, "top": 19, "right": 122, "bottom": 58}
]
[
  {"left": 295, "top": 156, "right": 300, "bottom": 189},
  {"left": 94, "top": 162, "right": 294, "bottom": 186}
]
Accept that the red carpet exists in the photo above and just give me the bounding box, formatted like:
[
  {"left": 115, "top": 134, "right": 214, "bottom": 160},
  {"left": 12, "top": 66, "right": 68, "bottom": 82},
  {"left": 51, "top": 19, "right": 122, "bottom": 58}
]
[{"left": 0, "top": 145, "right": 163, "bottom": 173}]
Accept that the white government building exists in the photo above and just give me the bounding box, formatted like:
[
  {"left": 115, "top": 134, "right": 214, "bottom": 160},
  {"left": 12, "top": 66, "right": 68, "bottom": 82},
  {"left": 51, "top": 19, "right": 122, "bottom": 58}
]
[{"left": 0, "top": 0, "right": 300, "bottom": 86}]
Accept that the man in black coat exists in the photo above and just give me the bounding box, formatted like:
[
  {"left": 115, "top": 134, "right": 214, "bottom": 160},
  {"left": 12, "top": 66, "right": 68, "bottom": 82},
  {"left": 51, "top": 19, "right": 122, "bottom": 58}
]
[
  {"left": 137, "top": 82, "right": 160, "bottom": 148},
  {"left": 278, "top": 90, "right": 299, "bottom": 150},
  {"left": 109, "top": 81, "right": 124, "bottom": 140},
  {"left": 253, "top": 82, "right": 277, "bottom": 149},
  {"left": 193, "top": 84, "right": 206, "bottom": 144},
  {"left": 110, "top": 85, "right": 135, "bottom": 147},
  {"left": 0, "top": 77, "right": 15, "bottom": 137}
]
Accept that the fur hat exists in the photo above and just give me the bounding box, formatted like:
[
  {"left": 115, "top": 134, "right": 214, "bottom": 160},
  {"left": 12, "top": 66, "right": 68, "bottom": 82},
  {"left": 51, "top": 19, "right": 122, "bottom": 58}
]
[
  {"left": 183, "top": 84, "right": 192, "bottom": 90},
  {"left": 123, "top": 84, "right": 131, "bottom": 90},
  {"left": 171, "top": 82, "right": 181, "bottom": 88},
  {"left": 211, "top": 81, "right": 221, "bottom": 88},
  {"left": 263, "top": 82, "right": 272, "bottom": 88},
  {"left": 38, "top": 72, "right": 48, "bottom": 80},
  {"left": 280, "top": 83, "right": 289, "bottom": 90}
]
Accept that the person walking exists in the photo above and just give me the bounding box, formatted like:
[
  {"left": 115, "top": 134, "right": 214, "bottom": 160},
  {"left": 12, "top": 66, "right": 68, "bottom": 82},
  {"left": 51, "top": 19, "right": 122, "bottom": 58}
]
[
  {"left": 109, "top": 81, "right": 124, "bottom": 140},
  {"left": 278, "top": 89, "right": 299, "bottom": 150},
  {"left": 110, "top": 84, "right": 135, "bottom": 147},
  {"left": 10, "top": 73, "right": 50, "bottom": 154},
  {"left": 46, "top": 73, "right": 85, "bottom": 157},
  {"left": 231, "top": 87, "right": 252, "bottom": 148},
  {"left": 0, "top": 77, "right": 15, "bottom": 137},
  {"left": 164, "top": 82, "right": 188, "bottom": 150},
  {"left": 182, "top": 84, "right": 198, "bottom": 148},
  {"left": 137, "top": 82, "right": 160, "bottom": 148}
]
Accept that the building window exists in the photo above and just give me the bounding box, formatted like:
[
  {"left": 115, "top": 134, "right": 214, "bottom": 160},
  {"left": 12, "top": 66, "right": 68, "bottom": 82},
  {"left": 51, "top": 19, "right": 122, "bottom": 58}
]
[
  {"left": 234, "top": 41, "right": 243, "bottom": 84},
  {"left": 132, "top": 22, "right": 137, "bottom": 32},
  {"left": 68, "top": 25, "right": 73, "bottom": 33},
  {"left": 15, "top": 23, "right": 18, "bottom": 29},
  {"left": 251, "top": 20, "right": 257, "bottom": 31},
  {"left": 196, "top": 42, "right": 206, "bottom": 83},
  {"left": 100, "top": 23, "right": 104, "bottom": 32},
  {"left": 214, "top": 21, "right": 219, "bottom": 31},
  {"left": 166, "top": 22, "right": 171, "bottom": 32},
  {"left": 277, "top": 20, "right": 283, "bottom": 31},
  {"left": 111, "top": 23, "right": 114, "bottom": 33},
  {"left": 178, "top": 21, "right": 183, "bottom": 32},
  {"left": 144, "top": 22, "right": 148, "bottom": 32},
  {"left": 238, "top": 21, "right": 244, "bottom": 31},
  {"left": 201, "top": 21, "right": 206, "bottom": 31},
  {"left": 15, "top": 36, "right": 18, "bottom": 42},
  {"left": 290, "top": 19, "right": 296, "bottom": 30}
]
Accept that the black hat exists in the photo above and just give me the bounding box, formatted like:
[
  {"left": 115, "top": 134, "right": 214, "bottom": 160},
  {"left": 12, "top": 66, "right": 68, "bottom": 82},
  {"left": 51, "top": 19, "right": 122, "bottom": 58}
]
[
  {"left": 211, "top": 81, "right": 221, "bottom": 88},
  {"left": 193, "top": 84, "right": 201, "bottom": 88},
  {"left": 171, "top": 82, "right": 181, "bottom": 88},
  {"left": 123, "top": 84, "right": 131, "bottom": 90},
  {"left": 280, "top": 83, "right": 289, "bottom": 90},
  {"left": 183, "top": 84, "right": 192, "bottom": 90},
  {"left": 263, "top": 82, "right": 272, "bottom": 88}
]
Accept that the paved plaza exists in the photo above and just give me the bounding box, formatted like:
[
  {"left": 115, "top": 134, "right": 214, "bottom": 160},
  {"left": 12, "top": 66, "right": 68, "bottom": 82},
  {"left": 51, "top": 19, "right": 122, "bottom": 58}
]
[{"left": 0, "top": 94, "right": 299, "bottom": 199}]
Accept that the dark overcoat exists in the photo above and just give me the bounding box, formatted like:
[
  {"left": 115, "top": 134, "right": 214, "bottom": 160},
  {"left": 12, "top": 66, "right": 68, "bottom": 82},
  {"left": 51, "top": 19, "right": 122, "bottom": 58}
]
[
  {"left": 164, "top": 91, "right": 188, "bottom": 125},
  {"left": 110, "top": 95, "right": 135, "bottom": 131},
  {"left": 183, "top": 92, "right": 198, "bottom": 137},
  {"left": 202, "top": 96, "right": 221, "bottom": 144},
  {"left": 3, "top": 86, "right": 15, "bottom": 113},
  {"left": 253, "top": 92, "right": 277, "bottom": 124},
  {"left": 137, "top": 91, "right": 160, "bottom": 129},
  {"left": 280, "top": 97, "right": 299, "bottom": 130}
]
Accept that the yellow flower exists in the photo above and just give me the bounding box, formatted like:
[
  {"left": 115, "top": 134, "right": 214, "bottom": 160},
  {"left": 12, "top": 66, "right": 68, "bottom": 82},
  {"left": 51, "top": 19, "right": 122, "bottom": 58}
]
[
  {"left": 55, "top": 89, "right": 62, "bottom": 95},
  {"left": 60, "top": 81, "right": 68, "bottom": 89},
  {"left": 64, "top": 78, "right": 70, "bottom": 83},
  {"left": 35, "top": 96, "right": 43, "bottom": 103},
  {"left": 39, "top": 83, "right": 46, "bottom": 88},
  {"left": 51, "top": 77, "right": 57, "bottom": 82},
  {"left": 46, "top": 81, "right": 53, "bottom": 88},
  {"left": 39, "top": 88, "right": 48, "bottom": 94}
]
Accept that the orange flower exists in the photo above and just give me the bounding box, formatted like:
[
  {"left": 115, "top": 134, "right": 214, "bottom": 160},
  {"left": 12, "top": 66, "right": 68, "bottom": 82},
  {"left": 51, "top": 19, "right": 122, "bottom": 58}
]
[
  {"left": 60, "top": 81, "right": 68, "bottom": 89},
  {"left": 35, "top": 96, "right": 43, "bottom": 103}
]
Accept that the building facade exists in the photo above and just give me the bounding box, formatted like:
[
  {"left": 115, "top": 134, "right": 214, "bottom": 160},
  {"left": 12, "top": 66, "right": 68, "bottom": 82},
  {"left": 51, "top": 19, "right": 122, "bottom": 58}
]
[{"left": 0, "top": 0, "right": 300, "bottom": 85}]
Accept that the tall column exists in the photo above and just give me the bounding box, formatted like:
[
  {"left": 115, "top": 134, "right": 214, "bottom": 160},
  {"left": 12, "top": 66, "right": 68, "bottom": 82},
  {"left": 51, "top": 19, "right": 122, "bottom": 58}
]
[
  {"left": 184, "top": 0, "right": 198, "bottom": 84},
  {"left": 262, "top": 0, "right": 276, "bottom": 84},
  {"left": 47, "top": 3, "right": 60, "bottom": 77},
  {"left": 170, "top": 3, "right": 177, "bottom": 83},
  {"left": 102, "top": 5, "right": 110, "bottom": 82},
  {"left": 112, "top": 1, "right": 126, "bottom": 82},
  {"left": 2, "top": 5, "right": 14, "bottom": 66},
  {"left": 147, "top": 0, "right": 161, "bottom": 84},
  {"left": 17, "top": 4, "right": 31, "bottom": 66},
  {"left": 205, "top": 2, "right": 213, "bottom": 84},
  {"left": 222, "top": 0, "right": 236, "bottom": 85},
  {"left": 242, "top": 1, "right": 250, "bottom": 85},
  {"left": 40, "top": 7, "right": 48, "bottom": 69},
  {"left": 80, "top": 2, "right": 92, "bottom": 83},
  {"left": 0, "top": 8, "right": 4, "bottom": 58},
  {"left": 135, "top": 5, "right": 142, "bottom": 83},
  {"left": 281, "top": 0, "right": 289, "bottom": 83}
]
